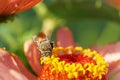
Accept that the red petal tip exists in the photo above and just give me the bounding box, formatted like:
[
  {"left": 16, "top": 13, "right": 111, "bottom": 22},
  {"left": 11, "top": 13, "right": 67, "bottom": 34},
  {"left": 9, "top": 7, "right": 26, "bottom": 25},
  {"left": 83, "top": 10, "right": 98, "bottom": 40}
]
[{"left": 56, "top": 26, "right": 74, "bottom": 47}]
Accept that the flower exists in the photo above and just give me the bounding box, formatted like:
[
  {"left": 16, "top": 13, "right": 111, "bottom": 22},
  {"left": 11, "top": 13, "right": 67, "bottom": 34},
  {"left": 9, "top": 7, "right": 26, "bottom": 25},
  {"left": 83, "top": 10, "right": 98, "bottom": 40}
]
[
  {"left": 38, "top": 47, "right": 108, "bottom": 80},
  {"left": 105, "top": 0, "right": 120, "bottom": 10},
  {"left": 0, "top": 48, "right": 36, "bottom": 80},
  {"left": 35, "top": 27, "right": 108, "bottom": 80},
  {"left": 0, "top": 27, "right": 120, "bottom": 80},
  {"left": 0, "top": 0, "right": 42, "bottom": 16}
]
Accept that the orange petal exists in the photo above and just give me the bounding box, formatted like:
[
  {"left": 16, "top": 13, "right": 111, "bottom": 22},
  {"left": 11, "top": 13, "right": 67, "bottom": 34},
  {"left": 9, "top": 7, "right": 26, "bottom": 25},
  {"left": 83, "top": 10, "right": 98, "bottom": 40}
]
[
  {"left": 24, "top": 40, "right": 42, "bottom": 75},
  {"left": 0, "top": 0, "right": 10, "bottom": 15},
  {"left": 15, "top": 0, "right": 42, "bottom": 13},
  {"left": 0, "top": 0, "right": 42, "bottom": 15},
  {"left": 56, "top": 27, "right": 75, "bottom": 47}
]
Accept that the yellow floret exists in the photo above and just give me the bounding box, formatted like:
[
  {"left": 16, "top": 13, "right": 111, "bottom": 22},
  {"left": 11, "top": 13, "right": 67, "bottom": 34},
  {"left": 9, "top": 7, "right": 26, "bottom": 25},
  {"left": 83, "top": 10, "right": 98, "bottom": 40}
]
[{"left": 40, "top": 46, "right": 109, "bottom": 79}]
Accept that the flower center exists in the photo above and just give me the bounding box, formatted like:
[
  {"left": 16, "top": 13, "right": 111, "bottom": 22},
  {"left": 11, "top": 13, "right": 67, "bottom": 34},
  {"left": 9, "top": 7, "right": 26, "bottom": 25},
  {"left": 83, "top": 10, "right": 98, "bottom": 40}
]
[
  {"left": 38, "top": 46, "right": 109, "bottom": 80},
  {"left": 59, "top": 54, "right": 96, "bottom": 64}
]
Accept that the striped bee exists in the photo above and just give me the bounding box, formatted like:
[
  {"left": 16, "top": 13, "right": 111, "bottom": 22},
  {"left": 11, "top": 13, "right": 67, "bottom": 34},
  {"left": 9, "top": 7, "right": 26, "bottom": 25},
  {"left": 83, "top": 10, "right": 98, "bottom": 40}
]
[{"left": 33, "top": 32, "right": 54, "bottom": 57}]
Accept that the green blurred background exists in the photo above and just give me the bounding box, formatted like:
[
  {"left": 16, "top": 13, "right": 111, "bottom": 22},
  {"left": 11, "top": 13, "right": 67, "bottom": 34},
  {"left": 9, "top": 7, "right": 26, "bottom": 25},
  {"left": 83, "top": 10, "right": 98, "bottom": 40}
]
[{"left": 0, "top": 0, "right": 120, "bottom": 66}]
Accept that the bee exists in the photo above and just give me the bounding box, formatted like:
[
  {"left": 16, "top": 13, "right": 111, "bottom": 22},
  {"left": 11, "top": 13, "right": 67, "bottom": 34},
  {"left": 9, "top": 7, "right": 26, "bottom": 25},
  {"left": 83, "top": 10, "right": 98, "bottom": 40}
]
[{"left": 33, "top": 32, "right": 54, "bottom": 57}]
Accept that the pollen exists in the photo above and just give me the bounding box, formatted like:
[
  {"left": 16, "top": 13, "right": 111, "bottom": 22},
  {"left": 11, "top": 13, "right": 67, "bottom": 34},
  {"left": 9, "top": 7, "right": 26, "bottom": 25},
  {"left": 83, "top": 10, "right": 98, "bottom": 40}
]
[{"left": 39, "top": 46, "right": 109, "bottom": 80}]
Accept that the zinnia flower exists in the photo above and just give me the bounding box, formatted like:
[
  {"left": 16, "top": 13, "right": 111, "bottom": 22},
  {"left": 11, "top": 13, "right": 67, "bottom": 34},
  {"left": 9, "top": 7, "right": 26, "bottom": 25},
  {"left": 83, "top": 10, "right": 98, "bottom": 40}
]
[
  {"left": 0, "top": 0, "right": 42, "bottom": 15},
  {"left": 0, "top": 27, "right": 120, "bottom": 80}
]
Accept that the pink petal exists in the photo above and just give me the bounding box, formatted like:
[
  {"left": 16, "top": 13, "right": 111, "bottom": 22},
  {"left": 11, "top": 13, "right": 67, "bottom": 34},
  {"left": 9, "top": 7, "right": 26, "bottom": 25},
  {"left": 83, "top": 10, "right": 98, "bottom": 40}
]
[
  {"left": 107, "top": 60, "right": 120, "bottom": 79},
  {"left": 0, "top": 62, "right": 28, "bottom": 80},
  {"left": 56, "top": 27, "right": 75, "bottom": 47},
  {"left": 101, "top": 42, "right": 120, "bottom": 62},
  {"left": 0, "top": 48, "right": 36, "bottom": 80},
  {"left": 99, "top": 42, "right": 120, "bottom": 78},
  {"left": 90, "top": 45, "right": 103, "bottom": 53},
  {"left": 12, "top": 54, "right": 36, "bottom": 80},
  {"left": 113, "top": 72, "right": 120, "bottom": 80},
  {"left": 24, "top": 40, "right": 42, "bottom": 75}
]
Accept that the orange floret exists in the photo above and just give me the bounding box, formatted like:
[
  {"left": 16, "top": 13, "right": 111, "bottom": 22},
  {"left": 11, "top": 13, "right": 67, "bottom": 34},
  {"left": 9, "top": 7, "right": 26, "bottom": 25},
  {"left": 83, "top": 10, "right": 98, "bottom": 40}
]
[{"left": 37, "top": 46, "right": 108, "bottom": 80}]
